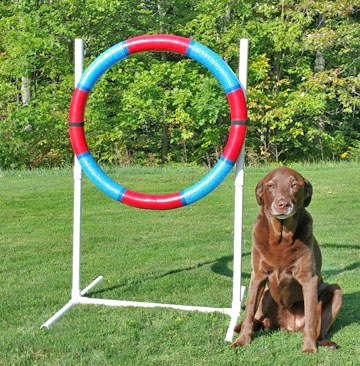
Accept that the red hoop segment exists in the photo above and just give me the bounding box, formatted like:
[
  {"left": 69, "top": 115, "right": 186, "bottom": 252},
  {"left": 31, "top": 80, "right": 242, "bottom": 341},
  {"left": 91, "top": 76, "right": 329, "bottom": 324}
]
[{"left": 126, "top": 35, "right": 190, "bottom": 55}]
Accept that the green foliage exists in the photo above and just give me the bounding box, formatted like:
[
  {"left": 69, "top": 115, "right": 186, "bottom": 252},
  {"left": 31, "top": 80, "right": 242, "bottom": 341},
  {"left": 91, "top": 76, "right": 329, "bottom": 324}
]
[
  {"left": 0, "top": 0, "right": 359, "bottom": 168},
  {"left": 243, "top": 0, "right": 360, "bottom": 163}
]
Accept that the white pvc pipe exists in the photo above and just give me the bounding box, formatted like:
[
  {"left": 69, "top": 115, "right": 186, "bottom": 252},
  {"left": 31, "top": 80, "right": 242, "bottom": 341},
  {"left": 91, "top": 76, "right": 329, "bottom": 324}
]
[
  {"left": 41, "top": 39, "right": 84, "bottom": 330},
  {"left": 239, "top": 39, "right": 249, "bottom": 94},
  {"left": 80, "top": 276, "right": 104, "bottom": 296},
  {"left": 227, "top": 38, "right": 249, "bottom": 342},
  {"left": 234, "top": 38, "right": 248, "bottom": 305},
  {"left": 72, "top": 38, "right": 84, "bottom": 300},
  {"left": 78, "top": 297, "right": 233, "bottom": 315},
  {"left": 40, "top": 276, "right": 103, "bottom": 329},
  {"left": 40, "top": 299, "right": 76, "bottom": 329}
]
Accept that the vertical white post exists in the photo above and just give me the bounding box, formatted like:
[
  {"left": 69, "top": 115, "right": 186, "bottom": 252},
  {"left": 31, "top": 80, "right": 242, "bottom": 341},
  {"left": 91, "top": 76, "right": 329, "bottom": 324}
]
[
  {"left": 40, "top": 39, "right": 85, "bottom": 329},
  {"left": 234, "top": 37, "right": 248, "bottom": 306},
  {"left": 226, "top": 38, "right": 248, "bottom": 342},
  {"left": 72, "top": 38, "right": 84, "bottom": 300}
]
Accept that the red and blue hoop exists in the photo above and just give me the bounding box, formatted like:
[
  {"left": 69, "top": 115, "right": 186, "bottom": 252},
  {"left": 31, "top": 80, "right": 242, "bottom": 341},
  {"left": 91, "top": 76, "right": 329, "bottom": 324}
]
[{"left": 69, "top": 34, "right": 247, "bottom": 210}]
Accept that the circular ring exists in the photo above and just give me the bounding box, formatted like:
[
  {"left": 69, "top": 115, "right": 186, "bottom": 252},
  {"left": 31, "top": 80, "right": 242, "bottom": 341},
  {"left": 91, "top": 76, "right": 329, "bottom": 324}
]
[{"left": 69, "top": 34, "right": 247, "bottom": 210}]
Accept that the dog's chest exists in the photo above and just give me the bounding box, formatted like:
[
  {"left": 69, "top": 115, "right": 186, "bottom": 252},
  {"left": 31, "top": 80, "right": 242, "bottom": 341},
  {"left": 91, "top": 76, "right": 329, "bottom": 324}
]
[
  {"left": 259, "top": 241, "right": 301, "bottom": 270},
  {"left": 267, "top": 270, "right": 303, "bottom": 308},
  {"left": 258, "top": 245, "right": 305, "bottom": 307},
  {"left": 254, "top": 244, "right": 303, "bottom": 308}
]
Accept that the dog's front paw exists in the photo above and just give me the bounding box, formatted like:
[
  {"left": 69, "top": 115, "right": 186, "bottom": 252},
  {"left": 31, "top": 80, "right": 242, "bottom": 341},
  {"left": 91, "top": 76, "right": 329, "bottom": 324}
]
[
  {"left": 302, "top": 340, "right": 318, "bottom": 353},
  {"left": 231, "top": 334, "right": 252, "bottom": 348}
]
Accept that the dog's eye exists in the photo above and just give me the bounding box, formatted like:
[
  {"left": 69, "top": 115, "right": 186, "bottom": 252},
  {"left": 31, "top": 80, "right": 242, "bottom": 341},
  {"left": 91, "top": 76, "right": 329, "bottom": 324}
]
[
  {"left": 266, "top": 182, "right": 274, "bottom": 189},
  {"left": 291, "top": 182, "right": 299, "bottom": 189}
]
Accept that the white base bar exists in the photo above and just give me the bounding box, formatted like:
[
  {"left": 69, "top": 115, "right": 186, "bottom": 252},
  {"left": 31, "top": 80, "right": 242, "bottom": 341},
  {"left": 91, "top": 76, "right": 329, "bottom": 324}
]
[
  {"left": 41, "top": 299, "right": 76, "bottom": 329},
  {"left": 41, "top": 277, "right": 245, "bottom": 342},
  {"left": 41, "top": 275, "right": 103, "bottom": 329},
  {"left": 78, "top": 296, "right": 232, "bottom": 315},
  {"left": 80, "top": 275, "right": 104, "bottom": 296}
]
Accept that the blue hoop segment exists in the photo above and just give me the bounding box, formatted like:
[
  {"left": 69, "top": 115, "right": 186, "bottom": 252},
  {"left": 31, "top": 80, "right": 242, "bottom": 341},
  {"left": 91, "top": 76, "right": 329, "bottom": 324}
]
[{"left": 69, "top": 34, "right": 247, "bottom": 209}]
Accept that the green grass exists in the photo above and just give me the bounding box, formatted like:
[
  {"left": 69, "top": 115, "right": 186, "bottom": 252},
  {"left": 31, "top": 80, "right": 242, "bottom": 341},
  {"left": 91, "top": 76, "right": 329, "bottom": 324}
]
[{"left": 1, "top": 162, "right": 359, "bottom": 365}]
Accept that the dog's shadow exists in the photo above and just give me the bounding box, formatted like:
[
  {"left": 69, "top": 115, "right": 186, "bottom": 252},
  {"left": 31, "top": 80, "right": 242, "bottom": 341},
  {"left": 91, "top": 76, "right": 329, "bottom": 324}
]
[
  {"left": 337, "top": 291, "right": 360, "bottom": 329},
  {"left": 320, "top": 243, "right": 360, "bottom": 330}
]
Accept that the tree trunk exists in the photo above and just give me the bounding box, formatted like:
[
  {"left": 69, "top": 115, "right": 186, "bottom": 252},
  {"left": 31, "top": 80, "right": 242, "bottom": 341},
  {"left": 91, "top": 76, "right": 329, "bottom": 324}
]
[
  {"left": 161, "top": 104, "right": 169, "bottom": 164},
  {"left": 21, "top": 74, "right": 33, "bottom": 132},
  {"left": 21, "top": 75, "right": 31, "bottom": 105},
  {"left": 158, "top": 1, "right": 169, "bottom": 164},
  {"left": 18, "top": 0, "right": 31, "bottom": 107},
  {"left": 314, "top": 14, "right": 326, "bottom": 160},
  {"left": 314, "top": 14, "right": 326, "bottom": 73},
  {"left": 314, "top": 49, "right": 325, "bottom": 73}
]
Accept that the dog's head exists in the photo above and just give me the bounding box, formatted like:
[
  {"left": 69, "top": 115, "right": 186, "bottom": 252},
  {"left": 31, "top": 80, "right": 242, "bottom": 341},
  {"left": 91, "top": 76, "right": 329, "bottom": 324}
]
[{"left": 255, "top": 167, "right": 313, "bottom": 220}]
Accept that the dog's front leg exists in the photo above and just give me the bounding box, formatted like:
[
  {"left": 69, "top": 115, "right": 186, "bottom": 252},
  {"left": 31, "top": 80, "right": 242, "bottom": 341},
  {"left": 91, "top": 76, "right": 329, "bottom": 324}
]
[
  {"left": 300, "top": 275, "right": 319, "bottom": 353},
  {"left": 232, "top": 271, "right": 266, "bottom": 348}
]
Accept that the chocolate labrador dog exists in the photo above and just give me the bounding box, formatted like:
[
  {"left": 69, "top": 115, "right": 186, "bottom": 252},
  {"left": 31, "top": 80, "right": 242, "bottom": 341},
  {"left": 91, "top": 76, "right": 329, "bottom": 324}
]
[{"left": 232, "top": 167, "right": 342, "bottom": 353}]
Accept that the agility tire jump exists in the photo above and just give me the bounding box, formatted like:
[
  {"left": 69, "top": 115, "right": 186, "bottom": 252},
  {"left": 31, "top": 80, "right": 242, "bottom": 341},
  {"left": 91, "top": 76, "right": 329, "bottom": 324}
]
[{"left": 69, "top": 34, "right": 247, "bottom": 210}]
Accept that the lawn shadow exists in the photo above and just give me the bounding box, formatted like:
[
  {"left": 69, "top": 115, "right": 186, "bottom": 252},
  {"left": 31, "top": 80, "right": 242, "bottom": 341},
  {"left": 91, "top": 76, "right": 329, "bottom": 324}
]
[
  {"left": 336, "top": 291, "right": 360, "bottom": 328},
  {"left": 324, "top": 290, "right": 360, "bottom": 345},
  {"left": 320, "top": 242, "right": 360, "bottom": 332},
  {"left": 322, "top": 261, "right": 360, "bottom": 279},
  {"left": 320, "top": 242, "right": 360, "bottom": 279},
  {"left": 87, "top": 253, "right": 251, "bottom": 297},
  {"left": 210, "top": 252, "right": 251, "bottom": 279},
  {"left": 320, "top": 243, "right": 360, "bottom": 250}
]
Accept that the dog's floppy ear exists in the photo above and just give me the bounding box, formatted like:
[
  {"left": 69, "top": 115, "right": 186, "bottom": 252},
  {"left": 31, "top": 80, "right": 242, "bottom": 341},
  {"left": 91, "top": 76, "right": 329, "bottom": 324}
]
[
  {"left": 255, "top": 179, "right": 264, "bottom": 206},
  {"left": 303, "top": 178, "right": 313, "bottom": 207}
]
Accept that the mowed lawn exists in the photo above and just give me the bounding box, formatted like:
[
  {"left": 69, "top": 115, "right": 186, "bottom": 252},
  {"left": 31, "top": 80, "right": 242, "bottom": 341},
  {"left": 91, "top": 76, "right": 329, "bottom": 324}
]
[{"left": 0, "top": 162, "right": 359, "bottom": 366}]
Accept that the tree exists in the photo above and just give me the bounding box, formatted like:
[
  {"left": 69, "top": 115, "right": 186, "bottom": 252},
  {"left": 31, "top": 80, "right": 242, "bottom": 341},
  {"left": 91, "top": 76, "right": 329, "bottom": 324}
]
[
  {"left": 0, "top": 0, "right": 359, "bottom": 168},
  {"left": 242, "top": 0, "right": 360, "bottom": 162}
]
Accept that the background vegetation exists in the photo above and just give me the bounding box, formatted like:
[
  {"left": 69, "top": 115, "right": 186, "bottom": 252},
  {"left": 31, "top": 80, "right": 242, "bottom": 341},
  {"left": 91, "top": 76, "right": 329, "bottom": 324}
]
[
  {"left": 1, "top": 0, "right": 359, "bottom": 169},
  {"left": 1, "top": 162, "right": 359, "bottom": 365}
]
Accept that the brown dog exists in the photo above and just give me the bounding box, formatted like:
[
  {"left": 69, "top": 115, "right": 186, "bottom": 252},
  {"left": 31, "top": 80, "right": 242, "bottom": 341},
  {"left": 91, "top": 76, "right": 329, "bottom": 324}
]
[{"left": 232, "top": 167, "right": 342, "bottom": 353}]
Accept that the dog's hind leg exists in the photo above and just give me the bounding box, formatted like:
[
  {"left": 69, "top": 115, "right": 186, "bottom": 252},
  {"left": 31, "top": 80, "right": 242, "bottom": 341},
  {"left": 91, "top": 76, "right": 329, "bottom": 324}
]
[
  {"left": 256, "top": 289, "right": 280, "bottom": 329},
  {"left": 318, "top": 283, "right": 342, "bottom": 349},
  {"left": 234, "top": 318, "right": 265, "bottom": 334}
]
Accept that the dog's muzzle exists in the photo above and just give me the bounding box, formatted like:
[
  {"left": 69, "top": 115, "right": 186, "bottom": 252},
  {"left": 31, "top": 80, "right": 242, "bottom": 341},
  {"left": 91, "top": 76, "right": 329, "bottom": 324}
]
[{"left": 271, "top": 199, "right": 295, "bottom": 219}]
